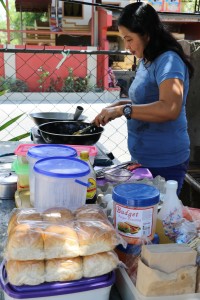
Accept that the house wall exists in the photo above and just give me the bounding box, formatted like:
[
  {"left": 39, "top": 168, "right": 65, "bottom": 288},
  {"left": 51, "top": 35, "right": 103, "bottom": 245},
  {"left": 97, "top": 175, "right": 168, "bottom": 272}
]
[
  {"left": 97, "top": 8, "right": 113, "bottom": 90},
  {"left": 2, "top": 45, "right": 90, "bottom": 92}
]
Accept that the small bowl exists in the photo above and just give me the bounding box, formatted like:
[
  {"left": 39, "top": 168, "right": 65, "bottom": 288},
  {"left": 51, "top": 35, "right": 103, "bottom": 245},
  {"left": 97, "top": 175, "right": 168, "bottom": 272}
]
[{"left": 104, "top": 168, "right": 132, "bottom": 183}]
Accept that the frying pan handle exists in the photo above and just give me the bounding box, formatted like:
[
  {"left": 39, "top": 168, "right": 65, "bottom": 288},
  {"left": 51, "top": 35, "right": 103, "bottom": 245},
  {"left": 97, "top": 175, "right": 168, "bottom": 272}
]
[
  {"left": 73, "top": 106, "right": 84, "bottom": 121},
  {"left": 75, "top": 179, "right": 90, "bottom": 187}
]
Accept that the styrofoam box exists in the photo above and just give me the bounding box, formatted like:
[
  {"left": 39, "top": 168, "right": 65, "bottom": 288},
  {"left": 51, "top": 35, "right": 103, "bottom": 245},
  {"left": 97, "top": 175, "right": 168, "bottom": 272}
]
[
  {"left": 0, "top": 262, "right": 115, "bottom": 300},
  {"left": 115, "top": 268, "right": 200, "bottom": 300}
]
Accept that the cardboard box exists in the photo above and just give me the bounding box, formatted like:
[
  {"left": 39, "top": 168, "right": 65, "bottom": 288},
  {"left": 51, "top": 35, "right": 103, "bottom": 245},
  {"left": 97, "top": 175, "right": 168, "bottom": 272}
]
[{"left": 116, "top": 267, "right": 200, "bottom": 300}]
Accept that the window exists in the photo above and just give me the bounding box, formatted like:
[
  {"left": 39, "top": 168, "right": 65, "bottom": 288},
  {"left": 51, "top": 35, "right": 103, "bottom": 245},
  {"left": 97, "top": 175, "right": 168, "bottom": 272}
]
[{"left": 63, "top": 3, "right": 83, "bottom": 17}]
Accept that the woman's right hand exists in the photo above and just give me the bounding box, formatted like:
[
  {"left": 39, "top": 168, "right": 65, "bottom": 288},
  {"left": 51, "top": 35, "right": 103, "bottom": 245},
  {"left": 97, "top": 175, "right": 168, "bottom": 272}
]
[
  {"left": 92, "top": 100, "right": 131, "bottom": 126},
  {"left": 93, "top": 106, "right": 123, "bottom": 126}
]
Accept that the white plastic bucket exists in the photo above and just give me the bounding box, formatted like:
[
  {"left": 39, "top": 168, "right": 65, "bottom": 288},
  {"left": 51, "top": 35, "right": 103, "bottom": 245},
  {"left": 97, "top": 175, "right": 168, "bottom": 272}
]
[
  {"left": 27, "top": 144, "right": 77, "bottom": 206},
  {"left": 33, "top": 157, "right": 90, "bottom": 212}
]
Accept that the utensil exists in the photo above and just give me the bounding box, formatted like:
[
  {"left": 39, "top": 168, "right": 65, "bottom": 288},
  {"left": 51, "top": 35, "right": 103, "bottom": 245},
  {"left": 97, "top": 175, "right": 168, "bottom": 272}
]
[
  {"left": 104, "top": 168, "right": 132, "bottom": 183},
  {"left": 73, "top": 106, "right": 84, "bottom": 121},
  {"left": 95, "top": 161, "right": 136, "bottom": 179},
  {"left": 38, "top": 121, "right": 104, "bottom": 145},
  {"left": 72, "top": 123, "right": 95, "bottom": 135}
]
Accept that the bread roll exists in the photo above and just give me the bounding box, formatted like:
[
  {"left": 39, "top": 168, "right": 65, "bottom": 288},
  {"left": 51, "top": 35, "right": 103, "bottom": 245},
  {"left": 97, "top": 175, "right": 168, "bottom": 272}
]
[
  {"left": 45, "top": 257, "right": 83, "bottom": 282},
  {"left": 76, "top": 220, "right": 118, "bottom": 256},
  {"left": 83, "top": 251, "right": 119, "bottom": 277},
  {"left": 44, "top": 224, "right": 80, "bottom": 259},
  {"left": 74, "top": 204, "right": 107, "bottom": 221},
  {"left": 5, "top": 224, "right": 44, "bottom": 260},
  {"left": 7, "top": 208, "right": 42, "bottom": 235},
  {"left": 6, "top": 260, "right": 45, "bottom": 286},
  {"left": 42, "top": 207, "right": 74, "bottom": 224}
]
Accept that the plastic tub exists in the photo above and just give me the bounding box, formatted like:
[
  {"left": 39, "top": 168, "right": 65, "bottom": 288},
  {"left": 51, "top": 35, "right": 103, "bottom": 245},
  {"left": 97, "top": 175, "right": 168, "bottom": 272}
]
[
  {"left": 15, "top": 144, "right": 97, "bottom": 166},
  {"left": 12, "top": 159, "right": 29, "bottom": 189},
  {"left": 0, "top": 261, "right": 115, "bottom": 300},
  {"left": 33, "top": 157, "right": 90, "bottom": 212},
  {"left": 14, "top": 144, "right": 35, "bottom": 165},
  {"left": 26, "top": 145, "right": 77, "bottom": 206},
  {"left": 112, "top": 183, "right": 160, "bottom": 244}
]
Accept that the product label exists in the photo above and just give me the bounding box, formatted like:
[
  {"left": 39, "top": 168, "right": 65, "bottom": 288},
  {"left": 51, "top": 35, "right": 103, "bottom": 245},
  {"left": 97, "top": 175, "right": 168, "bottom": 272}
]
[
  {"left": 114, "top": 203, "right": 154, "bottom": 238},
  {"left": 87, "top": 177, "right": 96, "bottom": 200}
]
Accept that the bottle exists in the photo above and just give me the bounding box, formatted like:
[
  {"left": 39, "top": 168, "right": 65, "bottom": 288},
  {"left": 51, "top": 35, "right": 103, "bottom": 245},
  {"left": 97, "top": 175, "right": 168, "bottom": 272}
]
[
  {"left": 80, "top": 150, "right": 97, "bottom": 204},
  {"left": 157, "top": 180, "right": 183, "bottom": 241}
]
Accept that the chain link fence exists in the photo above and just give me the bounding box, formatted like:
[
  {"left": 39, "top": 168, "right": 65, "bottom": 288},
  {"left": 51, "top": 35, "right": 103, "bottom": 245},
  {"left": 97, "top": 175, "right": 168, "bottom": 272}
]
[{"left": 0, "top": 47, "right": 135, "bottom": 162}]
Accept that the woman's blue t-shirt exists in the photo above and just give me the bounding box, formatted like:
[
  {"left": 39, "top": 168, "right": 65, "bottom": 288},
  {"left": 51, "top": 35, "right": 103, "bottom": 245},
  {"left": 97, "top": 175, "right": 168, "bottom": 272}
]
[{"left": 128, "top": 51, "right": 190, "bottom": 168}]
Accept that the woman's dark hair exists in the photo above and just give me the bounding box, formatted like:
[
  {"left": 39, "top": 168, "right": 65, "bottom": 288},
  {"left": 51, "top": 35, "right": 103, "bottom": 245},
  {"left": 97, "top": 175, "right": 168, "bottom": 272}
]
[{"left": 118, "top": 2, "right": 194, "bottom": 78}]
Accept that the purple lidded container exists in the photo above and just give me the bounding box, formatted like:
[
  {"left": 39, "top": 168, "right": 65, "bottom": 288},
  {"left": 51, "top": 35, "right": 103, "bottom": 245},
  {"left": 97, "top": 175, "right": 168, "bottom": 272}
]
[{"left": 0, "top": 261, "right": 115, "bottom": 300}]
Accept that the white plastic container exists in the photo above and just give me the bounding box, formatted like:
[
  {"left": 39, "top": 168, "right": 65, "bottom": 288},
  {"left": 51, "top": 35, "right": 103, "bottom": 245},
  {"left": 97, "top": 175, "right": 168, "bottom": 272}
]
[
  {"left": 27, "top": 145, "right": 77, "bottom": 206},
  {"left": 33, "top": 157, "right": 90, "bottom": 212},
  {"left": 0, "top": 261, "right": 115, "bottom": 300}
]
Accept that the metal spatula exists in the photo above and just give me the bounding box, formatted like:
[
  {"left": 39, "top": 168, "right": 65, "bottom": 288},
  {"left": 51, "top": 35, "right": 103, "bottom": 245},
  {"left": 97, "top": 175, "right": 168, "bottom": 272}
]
[{"left": 72, "top": 124, "right": 95, "bottom": 135}]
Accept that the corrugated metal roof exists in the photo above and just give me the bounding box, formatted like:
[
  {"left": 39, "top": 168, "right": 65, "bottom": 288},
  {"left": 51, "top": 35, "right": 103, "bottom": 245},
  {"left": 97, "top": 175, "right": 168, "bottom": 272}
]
[{"left": 15, "top": 0, "right": 51, "bottom": 12}]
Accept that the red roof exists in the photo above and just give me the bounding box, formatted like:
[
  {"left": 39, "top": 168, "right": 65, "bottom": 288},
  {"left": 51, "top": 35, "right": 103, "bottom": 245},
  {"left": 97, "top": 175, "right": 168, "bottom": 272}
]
[{"left": 15, "top": 0, "right": 51, "bottom": 12}]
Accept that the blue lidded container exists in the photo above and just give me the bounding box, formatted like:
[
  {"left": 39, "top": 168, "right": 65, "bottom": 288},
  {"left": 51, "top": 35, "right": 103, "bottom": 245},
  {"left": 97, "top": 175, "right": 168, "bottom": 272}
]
[
  {"left": 112, "top": 183, "right": 160, "bottom": 244},
  {"left": 27, "top": 144, "right": 77, "bottom": 206},
  {"left": 33, "top": 157, "right": 90, "bottom": 212}
]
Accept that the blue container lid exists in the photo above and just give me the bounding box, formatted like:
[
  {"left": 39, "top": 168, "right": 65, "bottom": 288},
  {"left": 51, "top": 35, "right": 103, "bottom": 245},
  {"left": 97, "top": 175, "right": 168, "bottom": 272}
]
[
  {"left": 27, "top": 144, "right": 77, "bottom": 159},
  {"left": 112, "top": 183, "right": 160, "bottom": 207},
  {"left": 34, "top": 157, "right": 90, "bottom": 178}
]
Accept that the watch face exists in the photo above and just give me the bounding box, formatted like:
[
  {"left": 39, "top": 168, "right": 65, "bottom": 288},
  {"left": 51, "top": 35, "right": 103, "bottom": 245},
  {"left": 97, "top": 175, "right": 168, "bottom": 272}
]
[
  {"left": 123, "top": 105, "right": 132, "bottom": 119},
  {"left": 124, "top": 106, "right": 131, "bottom": 114}
]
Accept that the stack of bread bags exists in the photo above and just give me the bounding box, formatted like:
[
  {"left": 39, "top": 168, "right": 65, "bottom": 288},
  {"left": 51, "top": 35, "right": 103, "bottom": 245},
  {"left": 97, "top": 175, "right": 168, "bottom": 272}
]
[{"left": 4, "top": 205, "right": 123, "bottom": 286}]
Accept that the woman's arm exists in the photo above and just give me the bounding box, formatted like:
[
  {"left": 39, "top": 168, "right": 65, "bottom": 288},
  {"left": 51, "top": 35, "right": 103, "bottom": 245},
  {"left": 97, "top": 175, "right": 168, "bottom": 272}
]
[{"left": 93, "top": 78, "right": 183, "bottom": 126}]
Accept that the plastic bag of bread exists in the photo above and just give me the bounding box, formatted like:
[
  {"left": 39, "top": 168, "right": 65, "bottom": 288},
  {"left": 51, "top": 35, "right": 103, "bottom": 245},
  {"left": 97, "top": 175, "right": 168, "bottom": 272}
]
[
  {"left": 45, "top": 257, "right": 83, "bottom": 282},
  {"left": 43, "top": 223, "right": 80, "bottom": 259},
  {"left": 7, "top": 208, "right": 43, "bottom": 235},
  {"left": 75, "top": 219, "right": 119, "bottom": 256},
  {"left": 5, "top": 223, "right": 45, "bottom": 261},
  {"left": 42, "top": 207, "right": 74, "bottom": 224},
  {"left": 74, "top": 204, "right": 107, "bottom": 221},
  {"left": 6, "top": 260, "right": 45, "bottom": 286},
  {"left": 83, "top": 251, "right": 120, "bottom": 277}
]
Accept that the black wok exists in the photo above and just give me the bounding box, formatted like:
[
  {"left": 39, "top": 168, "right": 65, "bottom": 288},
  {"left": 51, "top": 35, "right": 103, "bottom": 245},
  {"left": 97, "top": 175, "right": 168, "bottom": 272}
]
[
  {"left": 38, "top": 121, "right": 104, "bottom": 145},
  {"left": 29, "top": 112, "right": 87, "bottom": 126}
]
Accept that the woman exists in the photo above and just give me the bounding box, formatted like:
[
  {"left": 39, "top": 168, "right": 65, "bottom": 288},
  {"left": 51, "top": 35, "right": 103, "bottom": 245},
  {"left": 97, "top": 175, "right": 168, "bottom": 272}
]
[
  {"left": 93, "top": 2, "right": 194, "bottom": 195},
  {"left": 108, "top": 57, "right": 128, "bottom": 98}
]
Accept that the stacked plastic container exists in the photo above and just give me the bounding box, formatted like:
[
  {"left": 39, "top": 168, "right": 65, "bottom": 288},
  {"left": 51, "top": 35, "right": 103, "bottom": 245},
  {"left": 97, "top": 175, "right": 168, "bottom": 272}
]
[
  {"left": 26, "top": 145, "right": 77, "bottom": 206},
  {"left": 33, "top": 157, "right": 90, "bottom": 212}
]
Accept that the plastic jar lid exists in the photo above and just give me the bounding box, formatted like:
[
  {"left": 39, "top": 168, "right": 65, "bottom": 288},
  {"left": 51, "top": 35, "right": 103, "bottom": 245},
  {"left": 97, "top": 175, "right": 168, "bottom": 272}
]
[
  {"left": 112, "top": 183, "right": 160, "bottom": 207},
  {"left": 27, "top": 144, "right": 77, "bottom": 160},
  {"left": 34, "top": 157, "right": 90, "bottom": 178}
]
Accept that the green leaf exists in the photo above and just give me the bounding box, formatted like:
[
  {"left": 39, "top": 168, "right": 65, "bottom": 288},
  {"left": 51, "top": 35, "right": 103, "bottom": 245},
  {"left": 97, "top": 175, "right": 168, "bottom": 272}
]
[
  {"left": 0, "top": 0, "right": 9, "bottom": 16},
  {"left": 9, "top": 132, "right": 30, "bottom": 141},
  {"left": 0, "top": 113, "right": 24, "bottom": 131},
  {"left": 0, "top": 90, "right": 8, "bottom": 96}
]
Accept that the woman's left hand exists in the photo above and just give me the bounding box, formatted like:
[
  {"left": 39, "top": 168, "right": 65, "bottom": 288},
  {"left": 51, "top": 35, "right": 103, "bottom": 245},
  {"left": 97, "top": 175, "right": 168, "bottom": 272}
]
[{"left": 93, "top": 106, "right": 123, "bottom": 126}]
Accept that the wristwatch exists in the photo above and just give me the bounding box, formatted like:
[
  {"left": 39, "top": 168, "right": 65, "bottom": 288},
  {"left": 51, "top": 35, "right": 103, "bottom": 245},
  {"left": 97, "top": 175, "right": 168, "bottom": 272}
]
[{"left": 123, "top": 104, "right": 132, "bottom": 120}]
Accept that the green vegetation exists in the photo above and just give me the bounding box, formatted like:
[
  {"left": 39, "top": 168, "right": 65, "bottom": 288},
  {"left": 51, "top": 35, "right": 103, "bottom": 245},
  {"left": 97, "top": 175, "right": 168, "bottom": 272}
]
[
  {"left": 62, "top": 68, "right": 91, "bottom": 92},
  {"left": 0, "top": 0, "right": 48, "bottom": 44},
  {"left": 0, "top": 113, "right": 30, "bottom": 141},
  {"left": 0, "top": 77, "right": 28, "bottom": 93}
]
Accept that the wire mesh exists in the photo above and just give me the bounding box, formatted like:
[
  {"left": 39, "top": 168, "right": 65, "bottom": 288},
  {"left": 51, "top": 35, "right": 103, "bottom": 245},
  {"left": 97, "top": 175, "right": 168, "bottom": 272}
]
[{"left": 0, "top": 47, "right": 135, "bottom": 162}]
